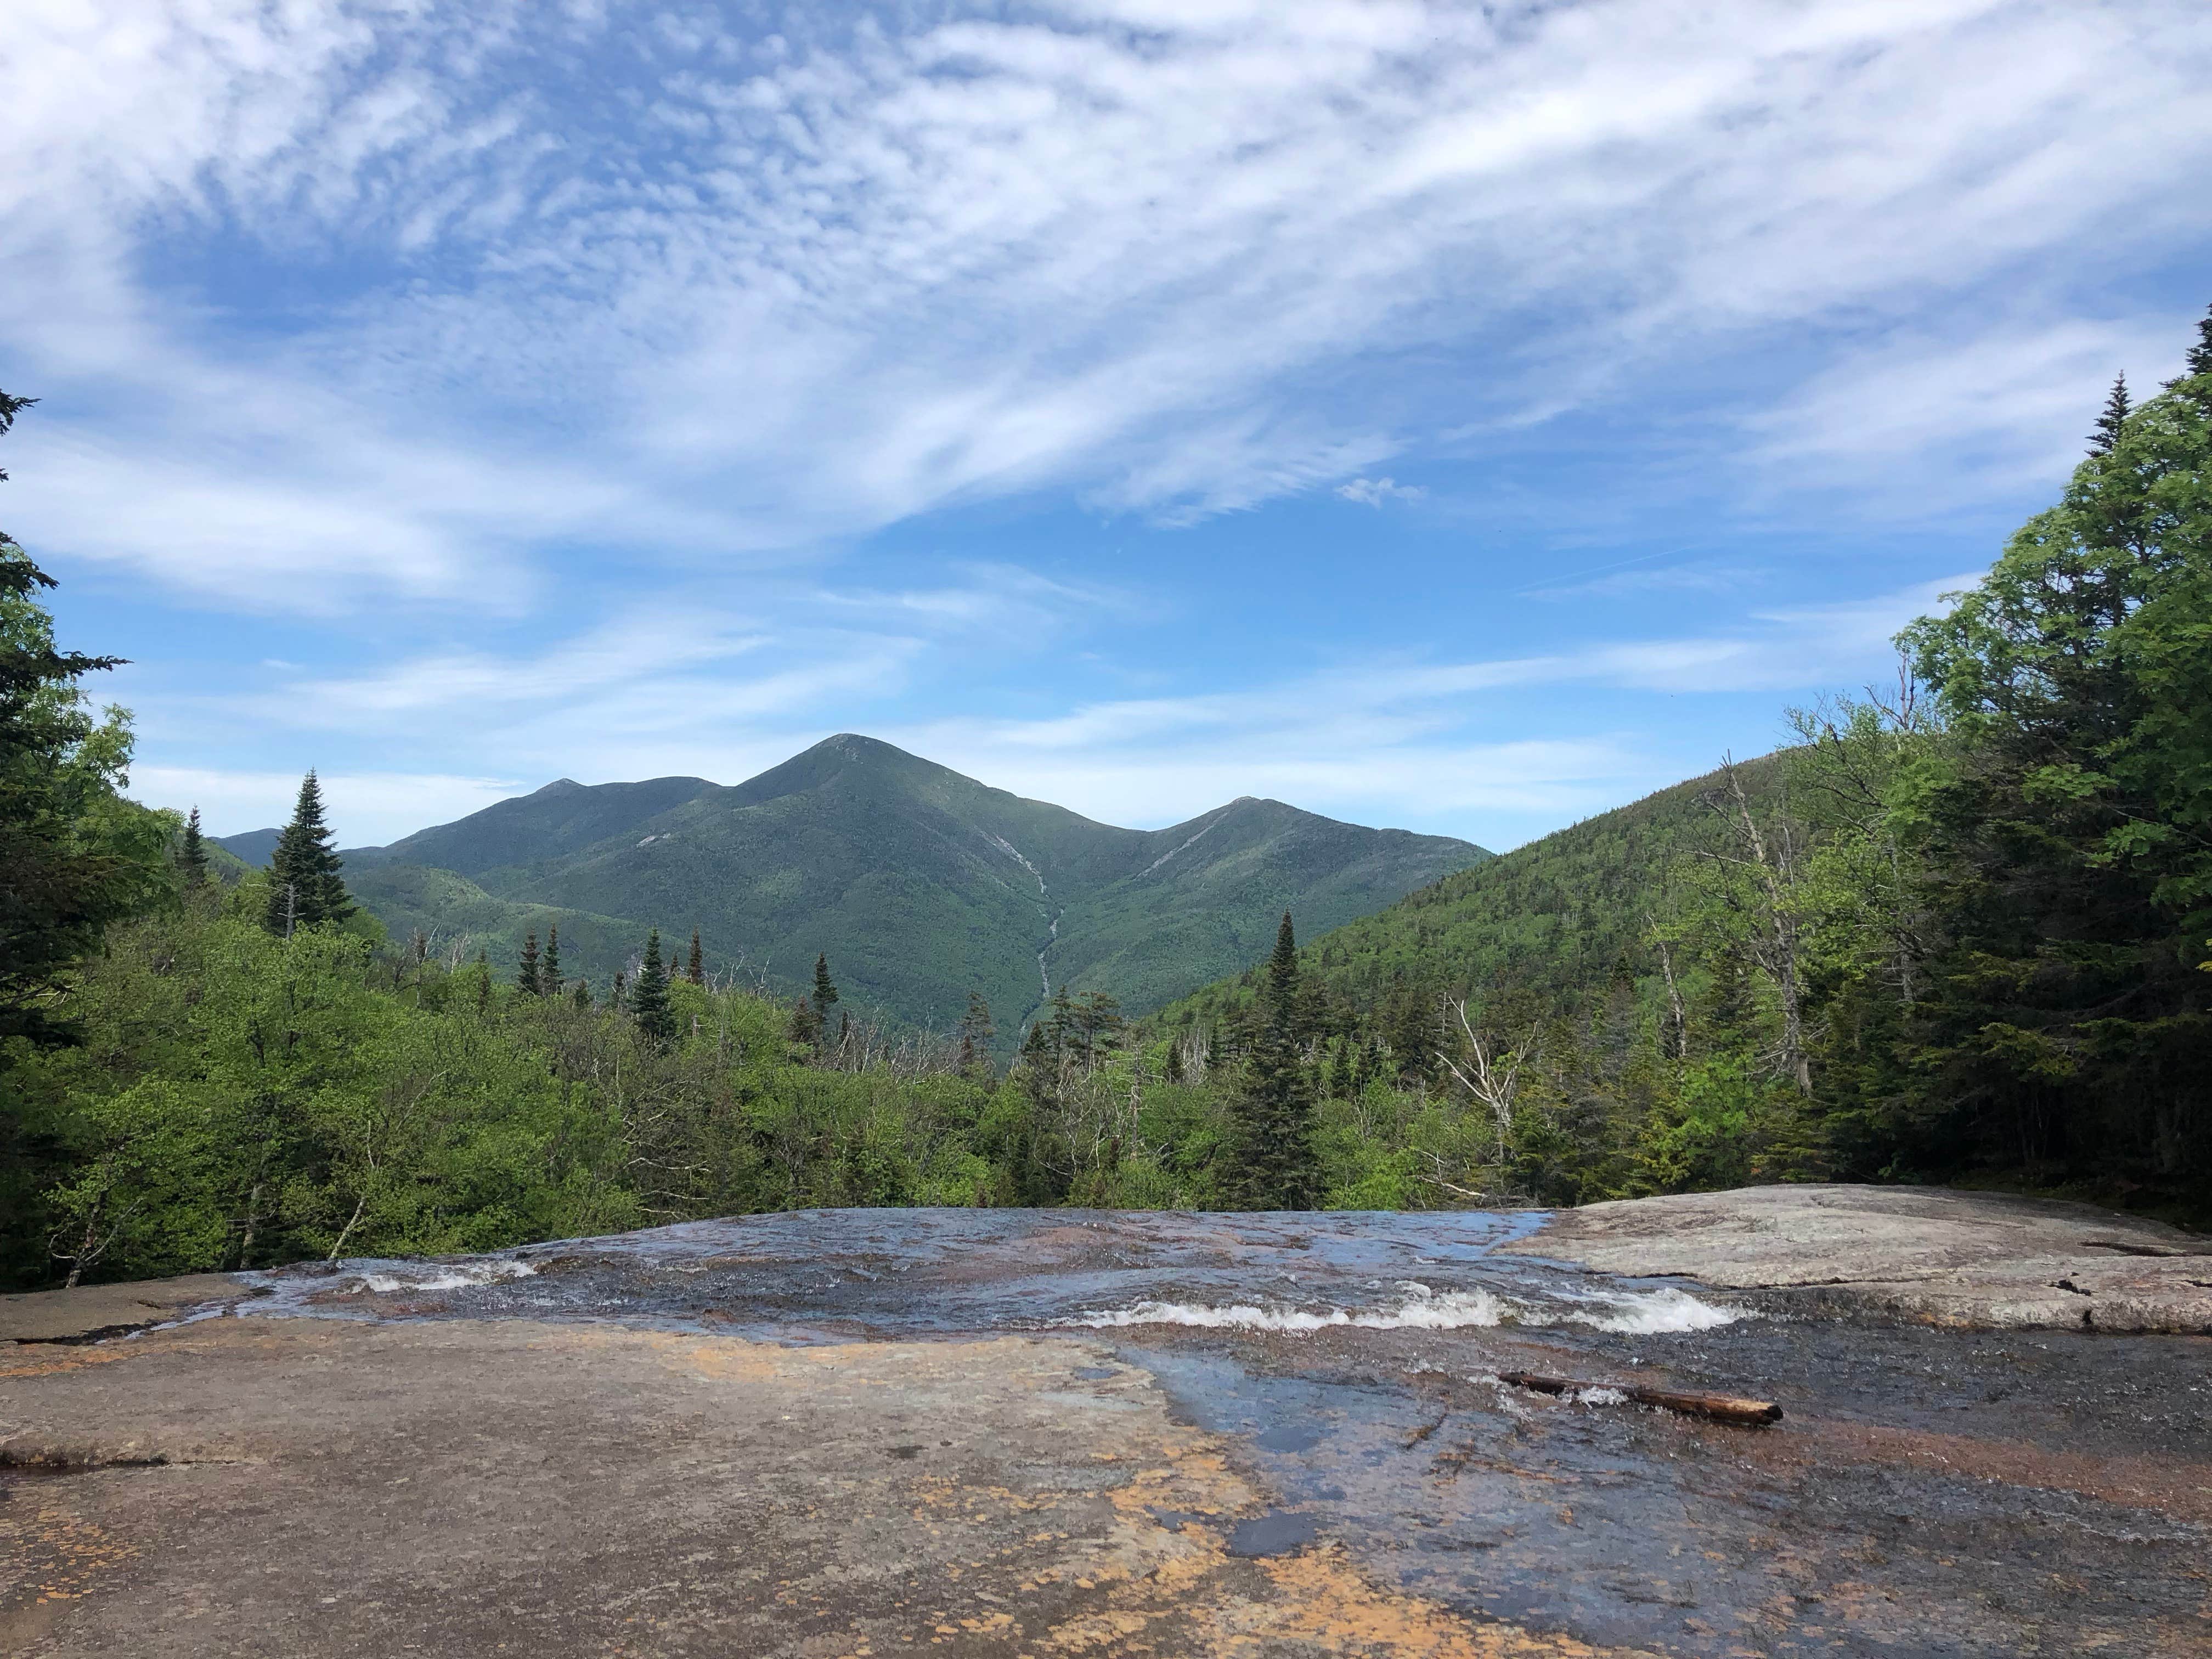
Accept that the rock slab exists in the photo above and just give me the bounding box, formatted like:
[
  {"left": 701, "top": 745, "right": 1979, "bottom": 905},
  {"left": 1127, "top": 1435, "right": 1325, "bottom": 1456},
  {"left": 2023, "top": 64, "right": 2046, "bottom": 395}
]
[{"left": 1505, "top": 1183, "right": 2212, "bottom": 1331}]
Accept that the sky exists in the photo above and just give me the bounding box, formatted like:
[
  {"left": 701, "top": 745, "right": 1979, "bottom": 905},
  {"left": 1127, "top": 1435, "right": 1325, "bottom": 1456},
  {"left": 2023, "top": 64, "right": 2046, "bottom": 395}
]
[{"left": 4, "top": 1, "right": 2209, "bottom": 852}]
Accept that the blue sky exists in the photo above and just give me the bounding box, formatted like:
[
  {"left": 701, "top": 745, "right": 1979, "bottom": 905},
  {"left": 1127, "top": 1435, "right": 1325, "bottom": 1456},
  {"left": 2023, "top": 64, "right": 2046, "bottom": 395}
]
[{"left": 4, "top": 1, "right": 2209, "bottom": 850}]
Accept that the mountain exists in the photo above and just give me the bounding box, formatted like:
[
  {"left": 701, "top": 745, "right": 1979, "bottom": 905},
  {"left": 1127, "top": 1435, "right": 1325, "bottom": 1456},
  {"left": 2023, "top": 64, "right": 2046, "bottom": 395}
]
[
  {"left": 1146, "top": 755, "right": 1782, "bottom": 1036},
  {"left": 212, "top": 826, "right": 283, "bottom": 867},
  {"left": 228, "top": 735, "right": 1488, "bottom": 1036}
]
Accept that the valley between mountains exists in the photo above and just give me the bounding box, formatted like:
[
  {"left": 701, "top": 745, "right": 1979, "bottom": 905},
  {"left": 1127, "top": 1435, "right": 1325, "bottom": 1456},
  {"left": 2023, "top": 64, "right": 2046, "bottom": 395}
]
[{"left": 222, "top": 733, "right": 1487, "bottom": 1036}]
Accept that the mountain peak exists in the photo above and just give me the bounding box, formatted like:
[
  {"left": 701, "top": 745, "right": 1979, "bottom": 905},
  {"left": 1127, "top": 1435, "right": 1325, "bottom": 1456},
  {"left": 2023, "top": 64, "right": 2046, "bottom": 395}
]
[{"left": 813, "top": 733, "right": 920, "bottom": 764}]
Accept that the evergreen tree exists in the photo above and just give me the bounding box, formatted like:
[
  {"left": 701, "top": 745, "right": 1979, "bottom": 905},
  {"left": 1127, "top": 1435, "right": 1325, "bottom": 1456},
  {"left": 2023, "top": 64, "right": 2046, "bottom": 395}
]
[
  {"left": 517, "top": 932, "right": 541, "bottom": 996},
  {"left": 811, "top": 953, "right": 839, "bottom": 1026},
  {"left": 687, "top": 928, "right": 704, "bottom": 986},
  {"left": 0, "top": 387, "right": 166, "bottom": 1047},
  {"left": 1163, "top": 1034, "right": 1184, "bottom": 1083},
  {"left": 788, "top": 996, "right": 822, "bottom": 1051},
  {"left": 571, "top": 976, "right": 590, "bottom": 1009},
  {"left": 541, "top": 924, "right": 561, "bottom": 994},
  {"left": 2087, "top": 373, "right": 2131, "bottom": 455},
  {"left": 1008, "top": 1021, "right": 1063, "bottom": 1204},
  {"left": 262, "top": 771, "right": 353, "bottom": 936},
  {"left": 1896, "top": 312, "right": 2212, "bottom": 1193},
  {"left": 957, "top": 992, "right": 995, "bottom": 1077},
  {"left": 1328, "top": 1036, "right": 1355, "bottom": 1098},
  {"left": 474, "top": 949, "right": 492, "bottom": 1016},
  {"left": 1227, "top": 913, "right": 1320, "bottom": 1210},
  {"left": 178, "top": 805, "right": 210, "bottom": 887},
  {"left": 631, "top": 930, "right": 675, "bottom": 1045},
  {"left": 2187, "top": 301, "right": 2212, "bottom": 380}
]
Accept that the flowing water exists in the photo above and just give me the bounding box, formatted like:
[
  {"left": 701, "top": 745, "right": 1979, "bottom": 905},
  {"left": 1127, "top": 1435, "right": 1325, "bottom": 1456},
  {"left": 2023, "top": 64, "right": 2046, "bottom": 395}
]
[{"left": 219, "top": 1209, "right": 2211, "bottom": 1656}]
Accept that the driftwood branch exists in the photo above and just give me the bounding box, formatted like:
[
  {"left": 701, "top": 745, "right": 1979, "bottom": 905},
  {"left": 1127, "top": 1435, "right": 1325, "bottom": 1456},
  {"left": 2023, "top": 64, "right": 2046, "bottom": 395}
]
[{"left": 1497, "top": 1370, "right": 1782, "bottom": 1426}]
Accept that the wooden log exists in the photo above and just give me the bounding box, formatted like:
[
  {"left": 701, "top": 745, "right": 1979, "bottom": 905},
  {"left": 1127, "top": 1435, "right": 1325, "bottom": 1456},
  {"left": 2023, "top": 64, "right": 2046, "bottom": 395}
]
[{"left": 1496, "top": 1369, "right": 1782, "bottom": 1426}]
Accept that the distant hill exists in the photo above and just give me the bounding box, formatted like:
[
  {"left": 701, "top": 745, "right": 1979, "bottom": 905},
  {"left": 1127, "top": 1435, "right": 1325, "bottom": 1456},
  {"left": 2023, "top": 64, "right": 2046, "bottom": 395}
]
[
  {"left": 225, "top": 736, "right": 1487, "bottom": 1037},
  {"left": 212, "top": 826, "right": 283, "bottom": 867},
  {"left": 1146, "top": 755, "right": 1782, "bottom": 1036}
]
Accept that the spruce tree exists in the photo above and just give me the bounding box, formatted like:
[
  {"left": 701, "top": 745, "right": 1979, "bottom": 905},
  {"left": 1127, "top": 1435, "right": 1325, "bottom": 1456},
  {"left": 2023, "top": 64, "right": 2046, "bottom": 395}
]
[
  {"left": 0, "top": 387, "right": 157, "bottom": 1047},
  {"left": 811, "top": 953, "right": 838, "bottom": 1026},
  {"left": 1163, "top": 1035, "right": 1184, "bottom": 1083},
  {"left": 687, "top": 928, "right": 704, "bottom": 986},
  {"left": 178, "top": 805, "right": 210, "bottom": 887},
  {"left": 263, "top": 770, "right": 353, "bottom": 935},
  {"left": 1227, "top": 912, "right": 1320, "bottom": 1211},
  {"left": 2087, "top": 373, "right": 2131, "bottom": 455},
  {"left": 957, "top": 992, "right": 995, "bottom": 1077},
  {"left": 1328, "top": 1036, "right": 1355, "bottom": 1098},
  {"left": 571, "top": 977, "right": 591, "bottom": 1009},
  {"left": 474, "top": 949, "right": 492, "bottom": 1016},
  {"left": 1011, "top": 1022, "right": 1062, "bottom": 1204},
  {"left": 2188, "top": 302, "right": 2212, "bottom": 379},
  {"left": 541, "top": 924, "right": 561, "bottom": 993},
  {"left": 631, "top": 930, "right": 675, "bottom": 1045},
  {"left": 517, "top": 932, "right": 541, "bottom": 996}
]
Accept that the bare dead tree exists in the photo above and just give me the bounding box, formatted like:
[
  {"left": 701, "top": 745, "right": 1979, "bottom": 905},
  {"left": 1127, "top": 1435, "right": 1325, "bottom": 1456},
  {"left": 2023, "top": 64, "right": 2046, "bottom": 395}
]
[
  {"left": 1437, "top": 998, "right": 1539, "bottom": 1166},
  {"left": 1648, "top": 917, "right": 1689, "bottom": 1060}
]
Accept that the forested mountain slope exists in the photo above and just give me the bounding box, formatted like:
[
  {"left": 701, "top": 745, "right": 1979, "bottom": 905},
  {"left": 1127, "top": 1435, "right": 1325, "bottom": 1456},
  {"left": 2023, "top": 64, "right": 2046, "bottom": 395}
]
[
  {"left": 222, "top": 735, "right": 1486, "bottom": 1036},
  {"left": 1150, "top": 755, "right": 1781, "bottom": 1040}
]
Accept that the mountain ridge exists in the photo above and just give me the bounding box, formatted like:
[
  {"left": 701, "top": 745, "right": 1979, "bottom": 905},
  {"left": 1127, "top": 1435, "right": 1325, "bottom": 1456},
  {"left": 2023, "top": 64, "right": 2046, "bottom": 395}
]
[{"left": 216, "top": 735, "right": 1488, "bottom": 1036}]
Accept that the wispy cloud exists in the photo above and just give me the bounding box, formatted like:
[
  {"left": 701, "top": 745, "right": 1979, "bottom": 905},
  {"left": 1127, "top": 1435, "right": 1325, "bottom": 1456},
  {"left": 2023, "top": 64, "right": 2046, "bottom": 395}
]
[
  {"left": 6, "top": 2, "right": 2208, "bottom": 608},
  {"left": 1336, "top": 477, "right": 1426, "bottom": 507}
]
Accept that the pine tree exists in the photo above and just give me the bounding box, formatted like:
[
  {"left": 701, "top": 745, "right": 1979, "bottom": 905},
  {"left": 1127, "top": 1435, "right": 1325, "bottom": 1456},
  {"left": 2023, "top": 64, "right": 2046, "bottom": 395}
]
[
  {"left": 0, "top": 387, "right": 155, "bottom": 1048},
  {"left": 2087, "top": 373, "right": 2131, "bottom": 455},
  {"left": 811, "top": 953, "right": 839, "bottom": 1026},
  {"left": 1163, "top": 1035, "right": 1184, "bottom": 1084},
  {"left": 1328, "top": 1036, "right": 1355, "bottom": 1098},
  {"left": 571, "top": 977, "right": 590, "bottom": 1009},
  {"left": 178, "top": 805, "right": 210, "bottom": 887},
  {"left": 686, "top": 928, "right": 704, "bottom": 986},
  {"left": 957, "top": 992, "right": 995, "bottom": 1078},
  {"left": 1227, "top": 913, "right": 1321, "bottom": 1210},
  {"left": 517, "top": 932, "right": 541, "bottom": 996},
  {"left": 1009, "top": 1022, "right": 1062, "bottom": 1205},
  {"left": 631, "top": 930, "right": 675, "bottom": 1044},
  {"left": 263, "top": 770, "right": 353, "bottom": 935},
  {"left": 474, "top": 949, "right": 492, "bottom": 1016},
  {"left": 2188, "top": 302, "right": 2212, "bottom": 379},
  {"left": 788, "top": 996, "right": 822, "bottom": 1050},
  {"left": 541, "top": 924, "right": 561, "bottom": 993}
]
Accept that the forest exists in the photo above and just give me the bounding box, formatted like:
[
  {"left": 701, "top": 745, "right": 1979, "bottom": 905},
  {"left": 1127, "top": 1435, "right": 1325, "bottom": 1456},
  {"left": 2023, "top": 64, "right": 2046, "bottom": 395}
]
[{"left": 2, "top": 305, "right": 2208, "bottom": 1288}]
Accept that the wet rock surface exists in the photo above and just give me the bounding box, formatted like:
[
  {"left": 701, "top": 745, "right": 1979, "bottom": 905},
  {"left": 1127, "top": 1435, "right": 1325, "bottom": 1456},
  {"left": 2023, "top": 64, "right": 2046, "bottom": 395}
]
[
  {"left": 4, "top": 1190, "right": 2208, "bottom": 1656},
  {"left": 1504, "top": 1183, "right": 2212, "bottom": 1331}
]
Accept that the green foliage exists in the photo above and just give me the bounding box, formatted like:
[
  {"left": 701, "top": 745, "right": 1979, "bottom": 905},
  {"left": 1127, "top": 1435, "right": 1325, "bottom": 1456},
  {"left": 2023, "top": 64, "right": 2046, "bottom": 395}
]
[
  {"left": 178, "top": 806, "right": 210, "bottom": 888},
  {"left": 263, "top": 771, "right": 355, "bottom": 935},
  {"left": 1227, "top": 913, "right": 1321, "bottom": 1210},
  {"left": 0, "top": 418, "right": 172, "bottom": 1047},
  {"left": 1144, "top": 308, "right": 2212, "bottom": 1223},
  {"left": 326, "top": 735, "right": 1486, "bottom": 1043},
  {"left": 1884, "top": 353, "right": 2212, "bottom": 1197},
  {"left": 631, "top": 929, "right": 675, "bottom": 1045}
]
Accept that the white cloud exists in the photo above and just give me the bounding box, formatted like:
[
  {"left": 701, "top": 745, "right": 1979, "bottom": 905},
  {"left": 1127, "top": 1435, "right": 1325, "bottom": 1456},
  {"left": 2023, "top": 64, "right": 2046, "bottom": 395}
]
[
  {"left": 1744, "top": 315, "right": 2192, "bottom": 507},
  {"left": 3, "top": 1, "right": 2208, "bottom": 607},
  {"left": 1336, "top": 476, "right": 1426, "bottom": 507}
]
